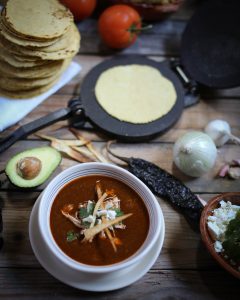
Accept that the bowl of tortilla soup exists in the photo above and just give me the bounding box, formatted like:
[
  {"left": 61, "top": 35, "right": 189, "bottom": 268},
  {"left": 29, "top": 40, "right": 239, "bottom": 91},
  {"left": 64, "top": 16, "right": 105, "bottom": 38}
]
[{"left": 37, "top": 162, "right": 163, "bottom": 274}]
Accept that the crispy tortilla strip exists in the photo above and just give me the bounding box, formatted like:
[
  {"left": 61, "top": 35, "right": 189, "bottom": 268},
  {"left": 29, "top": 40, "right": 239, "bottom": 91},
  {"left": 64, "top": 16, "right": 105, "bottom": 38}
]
[
  {"left": 103, "top": 223, "right": 117, "bottom": 252},
  {"left": 61, "top": 210, "right": 84, "bottom": 229},
  {"left": 36, "top": 133, "right": 87, "bottom": 146},
  {"left": 70, "top": 128, "right": 108, "bottom": 163},
  {"left": 82, "top": 213, "right": 132, "bottom": 243},
  {"left": 89, "top": 192, "right": 107, "bottom": 229},
  {"left": 71, "top": 146, "right": 97, "bottom": 161},
  {"left": 51, "top": 140, "right": 92, "bottom": 163},
  {"left": 96, "top": 181, "right": 117, "bottom": 252}
]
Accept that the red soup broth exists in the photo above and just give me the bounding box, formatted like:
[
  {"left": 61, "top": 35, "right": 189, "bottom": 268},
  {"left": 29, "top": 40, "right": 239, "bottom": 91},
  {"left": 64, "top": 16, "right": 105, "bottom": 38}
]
[{"left": 50, "top": 175, "right": 149, "bottom": 266}]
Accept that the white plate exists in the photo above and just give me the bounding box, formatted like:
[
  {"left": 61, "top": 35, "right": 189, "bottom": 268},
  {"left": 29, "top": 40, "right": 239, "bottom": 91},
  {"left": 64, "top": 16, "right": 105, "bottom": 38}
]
[{"left": 29, "top": 194, "right": 165, "bottom": 292}]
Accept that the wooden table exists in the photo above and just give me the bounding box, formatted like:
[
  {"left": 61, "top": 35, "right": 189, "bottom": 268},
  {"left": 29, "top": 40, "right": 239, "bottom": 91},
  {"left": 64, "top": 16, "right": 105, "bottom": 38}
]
[{"left": 0, "top": 1, "right": 240, "bottom": 299}]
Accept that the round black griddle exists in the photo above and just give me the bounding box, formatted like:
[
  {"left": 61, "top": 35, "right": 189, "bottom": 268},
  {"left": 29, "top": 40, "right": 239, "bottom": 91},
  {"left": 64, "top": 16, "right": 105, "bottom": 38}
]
[
  {"left": 79, "top": 56, "right": 185, "bottom": 141},
  {"left": 181, "top": 0, "right": 240, "bottom": 88}
]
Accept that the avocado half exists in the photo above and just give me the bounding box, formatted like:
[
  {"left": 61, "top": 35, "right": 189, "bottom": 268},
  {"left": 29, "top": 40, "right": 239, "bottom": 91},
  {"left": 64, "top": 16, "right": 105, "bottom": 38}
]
[{"left": 5, "top": 147, "right": 61, "bottom": 188}]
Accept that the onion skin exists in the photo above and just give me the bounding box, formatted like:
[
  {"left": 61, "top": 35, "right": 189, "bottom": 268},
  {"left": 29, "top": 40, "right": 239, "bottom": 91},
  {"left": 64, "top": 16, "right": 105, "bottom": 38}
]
[{"left": 173, "top": 131, "right": 217, "bottom": 177}]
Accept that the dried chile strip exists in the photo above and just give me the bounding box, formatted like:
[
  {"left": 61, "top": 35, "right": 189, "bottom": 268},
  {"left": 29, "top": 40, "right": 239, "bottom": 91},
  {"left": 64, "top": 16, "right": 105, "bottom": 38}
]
[
  {"left": 106, "top": 142, "right": 203, "bottom": 230},
  {"left": 128, "top": 158, "right": 203, "bottom": 225}
]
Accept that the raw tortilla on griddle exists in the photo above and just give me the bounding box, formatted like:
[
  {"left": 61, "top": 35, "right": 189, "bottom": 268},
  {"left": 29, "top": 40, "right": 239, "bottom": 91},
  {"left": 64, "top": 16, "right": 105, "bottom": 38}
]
[{"left": 95, "top": 64, "right": 177, "bottom": 124}]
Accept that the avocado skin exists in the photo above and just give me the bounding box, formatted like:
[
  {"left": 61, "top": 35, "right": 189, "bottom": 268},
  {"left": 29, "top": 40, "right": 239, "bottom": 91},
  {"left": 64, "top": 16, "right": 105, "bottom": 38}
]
[{"left": 5, "top": 147, "right": 61, "bottom": 188}]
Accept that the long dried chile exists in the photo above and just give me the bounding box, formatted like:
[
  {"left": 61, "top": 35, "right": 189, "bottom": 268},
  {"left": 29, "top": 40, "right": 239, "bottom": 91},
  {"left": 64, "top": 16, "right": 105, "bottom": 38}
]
[
  {"left": 107, "top": 142, "right": 203, "bottom": 230},
  {"left": 128, "top": 158, "right": 203, "bottom": 226}
]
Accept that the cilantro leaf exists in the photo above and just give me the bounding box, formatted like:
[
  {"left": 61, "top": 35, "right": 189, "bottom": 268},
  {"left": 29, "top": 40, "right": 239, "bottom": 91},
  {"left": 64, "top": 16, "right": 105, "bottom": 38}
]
[
  {"left": 82, "top": 221, "right": 91, "bottom": 228},
  {"left": 66, "top": 231, "right": 79, "bottom": 242},
  {"left": 79, "top": 202, "right": 95, "bottom": 219},
  {"left": 79, "top": 202, "right": 96, "bottom": 229},
  {"left": 114, "top": 208, "right": 124, "bottom": 217},
  {"left": 79, "top": 207, "right": 88, "bottom": 219}
]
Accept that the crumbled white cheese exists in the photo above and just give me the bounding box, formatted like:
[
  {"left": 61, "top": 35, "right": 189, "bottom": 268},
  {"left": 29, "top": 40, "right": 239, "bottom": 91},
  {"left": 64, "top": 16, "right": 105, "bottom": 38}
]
[
  {"left": 207, "top": 200, "right": 240, "bottom": 254},
  {"left": 82, "top": 215, "right": 95, "bottom": 223},
  {"left": 114, "top": 223, "right": 126, "bottom": 229},
  {"left": 214, "top": 241, "right": 223, "bottom": 253},
  {"left": 97, "top": 209, "right": 117, "bottom": 220},
  {"left": 107, "top": 210, "right": 117, "bottom": 220},
  {"left": 97, "top": 210, "right": 107, "bottom": 217},
  {"left": 208, "top": 222, "right": 222, "bottom": 240},
  {"left": 105, "top": 202, "right": 113, "bottom": 209}
]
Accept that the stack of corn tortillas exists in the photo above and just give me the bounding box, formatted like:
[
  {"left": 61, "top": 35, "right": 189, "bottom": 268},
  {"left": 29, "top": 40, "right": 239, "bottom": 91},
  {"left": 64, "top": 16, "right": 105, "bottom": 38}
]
[{"left": 0, "top": 0, "right": 80, "bottom": 99}]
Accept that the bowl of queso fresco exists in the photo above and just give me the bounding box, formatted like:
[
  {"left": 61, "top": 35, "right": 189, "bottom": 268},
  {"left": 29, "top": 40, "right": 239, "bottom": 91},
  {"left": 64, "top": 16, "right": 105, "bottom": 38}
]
[{"left": 36, "top": 163, "right": 163, "bottom": 274}]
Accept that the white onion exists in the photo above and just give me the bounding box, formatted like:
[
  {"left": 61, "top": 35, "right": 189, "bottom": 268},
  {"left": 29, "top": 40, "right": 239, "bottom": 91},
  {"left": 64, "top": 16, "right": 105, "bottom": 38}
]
[
  {"left": 204, "top": 119, "right": 240, "bottom": 147},
  {"left": 173, "top": 131, "right": 217, "bottom": 177}
]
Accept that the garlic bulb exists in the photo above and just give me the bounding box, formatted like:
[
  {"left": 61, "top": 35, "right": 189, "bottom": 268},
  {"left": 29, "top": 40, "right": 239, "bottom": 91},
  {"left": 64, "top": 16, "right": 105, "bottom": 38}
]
[
  {"left": 173, "top": 131, "right": 217, "bottom": 177},
  {"left": 204, "top": 119, "right": 240, "bottom": 147}
]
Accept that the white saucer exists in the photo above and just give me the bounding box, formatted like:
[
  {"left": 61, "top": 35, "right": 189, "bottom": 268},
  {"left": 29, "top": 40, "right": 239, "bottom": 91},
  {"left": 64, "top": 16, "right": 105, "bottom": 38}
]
[{"left": 29, "top": 194, "right": 165, "bottom": 292}]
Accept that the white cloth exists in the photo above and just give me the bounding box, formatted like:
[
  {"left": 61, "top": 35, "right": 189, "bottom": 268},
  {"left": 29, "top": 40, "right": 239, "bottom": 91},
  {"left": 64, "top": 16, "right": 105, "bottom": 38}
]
[{"left": 0, "top": 61, "right": 81, "bottom": 132}]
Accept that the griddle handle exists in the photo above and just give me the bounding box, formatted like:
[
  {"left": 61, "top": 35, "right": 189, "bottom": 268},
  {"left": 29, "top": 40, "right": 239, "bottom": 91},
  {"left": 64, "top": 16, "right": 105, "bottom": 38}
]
[
  {"left": 170, "top": 58, "right": 199, "bottom": 108},
  {"left": 0, "top": 108, "right": 71, "bottom": 154}
]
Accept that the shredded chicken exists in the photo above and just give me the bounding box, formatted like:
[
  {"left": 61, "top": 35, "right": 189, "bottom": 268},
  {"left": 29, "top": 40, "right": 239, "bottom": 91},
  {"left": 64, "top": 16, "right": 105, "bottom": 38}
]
[
  {"left": 61, "top": 210, "right": 84, "bottom": 229},
  {"left": 62, "top": 204, "right": 74, "bottom": 214}
]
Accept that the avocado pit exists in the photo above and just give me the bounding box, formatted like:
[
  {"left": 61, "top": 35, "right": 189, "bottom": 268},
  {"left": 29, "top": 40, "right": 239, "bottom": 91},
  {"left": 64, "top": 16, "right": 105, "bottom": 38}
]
[{"left": 16, "top": 156, "right": 42, "bottom": 180}]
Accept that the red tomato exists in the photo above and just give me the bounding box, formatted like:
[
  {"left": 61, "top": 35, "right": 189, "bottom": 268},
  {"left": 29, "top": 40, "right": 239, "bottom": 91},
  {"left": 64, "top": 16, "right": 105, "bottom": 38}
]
[
  {"left": 98, "top": 5, "right": 142, "bottom": 49},
  {"left": 60, "top": 0, "right": 96, "bottom": 21}
]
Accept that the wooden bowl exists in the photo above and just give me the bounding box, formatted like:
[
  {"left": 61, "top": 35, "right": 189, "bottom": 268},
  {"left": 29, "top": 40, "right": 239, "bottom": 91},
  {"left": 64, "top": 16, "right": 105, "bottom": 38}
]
[
  {"left": 106, "top": 0, "right": 185, "bottom": 21},
  {"left": 200, "top": 192, "right": 240, "bottom": 279}
]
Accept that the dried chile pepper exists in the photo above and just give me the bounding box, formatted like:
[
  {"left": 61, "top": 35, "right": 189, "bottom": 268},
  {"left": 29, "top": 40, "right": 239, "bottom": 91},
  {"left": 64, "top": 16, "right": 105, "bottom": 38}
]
[{"left": 107, "top": 141, "right": 203, "bottom": 231}]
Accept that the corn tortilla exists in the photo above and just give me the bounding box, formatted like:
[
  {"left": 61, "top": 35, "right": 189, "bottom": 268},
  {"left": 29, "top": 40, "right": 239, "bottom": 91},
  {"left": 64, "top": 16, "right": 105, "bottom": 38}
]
[
  {"left": 0, "top": 25, "right": 80, "bottom": 60},
  {"left": 4, "top": 0, "right": 73, "bottom": 40},
  {"left": 0, "top": 59, "right": 71, "bottom": 98},
  {"left": 0, "top": 47, "right": 48, "bottom": 67},
  {"left": 1, "top": 11, "right": 59, "bottom": 43},
  {"left": 14, "top": 55, "right": 44, "bottom": 62},
  {"left": 0, "top": 79, "right": 59, "bottom": 98},
  {"left": 0, "top": 74, "right": 58, "bottom": 91},
  {"left": 95, "top": 65, "right": 177, "bottom": 124},
  {"left": 0, "top": 20, "right": 57, "bottom": 48},
  {"left": 0, "top": 58, "right": 65, "bottom": 78}
]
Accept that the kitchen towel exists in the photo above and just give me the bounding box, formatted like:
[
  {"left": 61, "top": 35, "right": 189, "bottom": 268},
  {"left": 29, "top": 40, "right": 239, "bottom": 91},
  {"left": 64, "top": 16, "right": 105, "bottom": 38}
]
[{"left": 0, "top": 61, "right": 81, "bottom": 132}]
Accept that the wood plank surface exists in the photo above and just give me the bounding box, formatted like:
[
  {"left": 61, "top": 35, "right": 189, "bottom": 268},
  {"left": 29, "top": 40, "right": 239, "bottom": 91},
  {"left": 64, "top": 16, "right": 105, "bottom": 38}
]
[
  {"left": 0, "top": 191, "right": 216, "bottom": 269},
  {"left": 0, "top": 268, "right": 239, "bottom": 300},
  {"left": 1, "top": 140, "right": 240, "bottom": 192},
  {"left": 2, "top": 93, "right": 240, "bottom": 141},
  {"left": 0, "top": 191, "right": 240, "bottom": 300}
]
